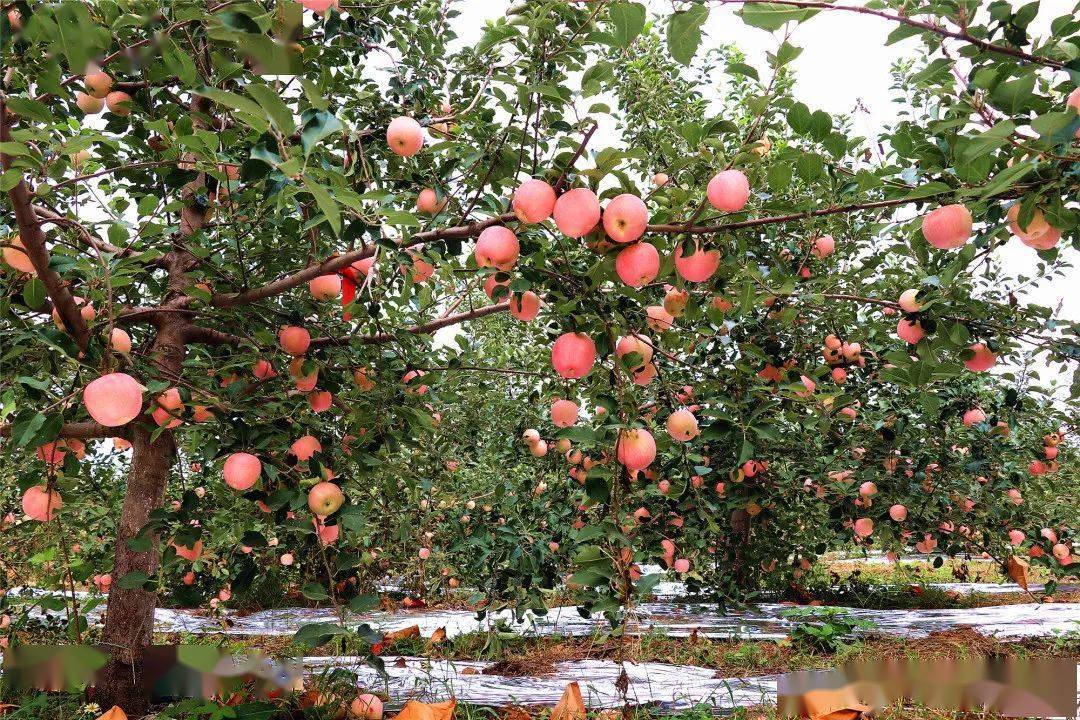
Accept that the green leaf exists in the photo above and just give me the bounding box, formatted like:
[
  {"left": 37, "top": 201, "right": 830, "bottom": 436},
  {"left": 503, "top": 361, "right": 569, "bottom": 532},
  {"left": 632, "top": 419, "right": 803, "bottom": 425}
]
[
  {"left": 193, "top": 87, "right": 265, "bottom": 120},
  {"left": 302, "top": 178, "right": 341, "bottom": 236},
  {"left": 667, "top": 5, "right": 709, "bottom": 66},
  {"left": 246, "top": 82, "right": 296, "bottom": 135},
  {"left": 22, "top": 278, "right": 46, "bottom": 309},
  {"left": 299, "top": 78, "right": 329, "bottom": 111},
  {"left": 0, "top": 169, "right": 22, "bottom": 191},
  {"left": 989, "top": 73, "right": 1036, "bottom": 115},
  {"left": 609, "top": 2, "right": 646, "bottom": 47},
  {"left": 4, "top": 97, "right": 54, "bottom": 124},
  {"left": 975, "top": 162, "right": 1034, "bottom": 199},
  {"left": 293, "top": 622, "right": 349, "bottom": 649},
  {"left": 300, "top": 109, "right": 343, "bottom": 155},
  {"left": 740, "top": 3, "right": 816, "bottom": 31},
  {"left": 349, "top": 594, "right": 381, "bottom": 613},
  {"left": 773, "top": 41, "right": 802, "bottom": 67},
  {"left": 117, "top": 571, "right": 150, "bottom": 589},
  {"left": 767, "top": 163, "right": 792, "bottom": 191},
  {"left": 9, "top": 411, "right": 47, "bottom": 448},
  {"left": 885, "top": 24, "right": 924, "bottom": 45},
  {"left": 301, "top": 582, "right": 330, "bottom": 601},
  {"left": 476, "top": 23, "right": 519, "bottom": 55}
]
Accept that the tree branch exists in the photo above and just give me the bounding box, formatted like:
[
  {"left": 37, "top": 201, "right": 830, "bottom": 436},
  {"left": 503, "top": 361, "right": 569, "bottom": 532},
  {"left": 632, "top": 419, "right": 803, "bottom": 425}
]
[
  {"left": 311, "top": 301, "right": 510, "bottom": 348},
  {"left": 212, "top": 214, "right": 515, "bottom": 308},
  {"left": 33, "top": 205, "right": 130, "bottom": 257},
  {"left": 553, "top": 122, "right": 599, "bottom": 193},
  {"left": 0, "top": 421, "right": 118, "bottom": 440},
  {"left": 1, "top": 103, "right": 91, "bottom": 351}
]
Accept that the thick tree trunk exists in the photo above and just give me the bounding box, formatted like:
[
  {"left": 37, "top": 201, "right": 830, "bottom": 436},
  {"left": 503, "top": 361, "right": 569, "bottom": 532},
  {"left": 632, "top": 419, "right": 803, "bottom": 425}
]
[{"left": 94, "top": 319, "right": 186, "bottom": 714}]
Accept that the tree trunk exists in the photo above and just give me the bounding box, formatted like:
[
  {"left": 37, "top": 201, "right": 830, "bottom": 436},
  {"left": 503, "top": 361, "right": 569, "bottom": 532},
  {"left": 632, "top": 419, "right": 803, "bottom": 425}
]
[{"left": 94, "top": 320, "right": 186, "bottom": 714}]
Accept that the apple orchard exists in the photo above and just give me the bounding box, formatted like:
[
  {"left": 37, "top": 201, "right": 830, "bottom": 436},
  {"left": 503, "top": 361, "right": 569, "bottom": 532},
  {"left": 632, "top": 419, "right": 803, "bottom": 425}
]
[{"left": 1, "top": 0, "right": 1079, "bottom": 713}]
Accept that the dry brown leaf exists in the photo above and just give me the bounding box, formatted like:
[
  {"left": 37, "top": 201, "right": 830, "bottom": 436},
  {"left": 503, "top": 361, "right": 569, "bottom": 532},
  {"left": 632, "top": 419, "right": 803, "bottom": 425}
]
[
  {"left": 383, "top": 624, "right": 421, "bottom": 643},
  {"left": 96, "top": 707, "right": 128, "bottom": 720},
  {"left": 1007, "top": 555, "right": 1030, "bottom": 590},
  {"left": 390, "top": 699, "right": 456, "bottom": 720},
  {"left": 430, "top": 626, "right": 448, "bottom": 644},
  {"left": 550, "top": 681, "right": 586, "bottom": 720}
]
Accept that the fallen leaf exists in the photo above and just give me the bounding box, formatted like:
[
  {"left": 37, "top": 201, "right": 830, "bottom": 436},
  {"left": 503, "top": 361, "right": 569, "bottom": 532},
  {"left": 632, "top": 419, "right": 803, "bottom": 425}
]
[
  {"left": 461, "top": 667, "right": 480, "bottom": 675},
  {"left": 1007, "top": 555, "right": 1030, "bottom": 590},
  {"left": 550, "top": 682, "right": 586, "bottom": 720},
  {"left": 430, "top": 626, "right": 448, "bottom": 644},
  {"left": 383, "top": 624, "right": 421, "bottom": 643},
  {"left": 96, "top": 708, "right": 128, "bottom": 720},
  {"left": 402, "top": 597, "right": 427, "bottom": 609},
  {"left": 394, "top": 657, "right": 407, "bottom": 668},
  {"left": 501, "top": 706, "right": 532, "bottom": 720},
  {"left": 390, "top": 699, "right": 456, "bottom": 720}
]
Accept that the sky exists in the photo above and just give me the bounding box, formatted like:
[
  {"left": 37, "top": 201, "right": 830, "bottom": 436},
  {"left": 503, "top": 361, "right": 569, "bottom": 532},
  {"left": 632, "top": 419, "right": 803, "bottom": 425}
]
[{"left": 433, "top": 0, "right": 1077, "bottom": 398}]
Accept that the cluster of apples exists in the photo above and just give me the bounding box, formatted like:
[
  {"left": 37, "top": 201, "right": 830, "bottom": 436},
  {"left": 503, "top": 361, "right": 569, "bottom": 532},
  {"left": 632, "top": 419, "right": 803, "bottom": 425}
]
[
  {"left": 74, "top": 65, "right": 133, "bottom": 116},
  {"left": 1028, "top": 429, "right": 1065, "bottom": 476},
  {"left": 821, "top": 333, "right": 864, "bottom": 384}
]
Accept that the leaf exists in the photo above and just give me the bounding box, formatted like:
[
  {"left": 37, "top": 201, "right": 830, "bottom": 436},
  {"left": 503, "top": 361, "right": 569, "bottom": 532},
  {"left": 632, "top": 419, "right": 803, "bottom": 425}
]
[
  {"left": 429, "top": 627, "right": 448, "bottom": 644},
  {"left": 301, "top": 582, "right": 330, "bottom": 600},
  {"left": 975, "top": 162, "right": 1034, "bottom": 199},
  {"left": 246, "top": 82, "right": 296, "bottom": 135},
  {"left": 298, "top": 78, "right": 328, "bottom": 111},
  {"left": 476, "top": 23, "right": 518, "bottom": 55},
  {"left": 667, "top": 5, "right": 709, "bottom": 65},
  {"left": 0, "top": 169, "right": 22, "bottom": 191},
  {"left": 767, "top": 163, "right": 793, "bottom": 191},
  {"left": 551, "top": 682, "right": 586, "bottom": 720},
  {"left": 609, "top": 2, "right": 646, "bottom": 47},
  {"left": 1006, "top": 555, "right": 1029, "bottom": 590},
  {"left": 302, "top": 178, "right": 341, "bottom": 236},
  {"left": 9, "top": 411, "right": 47, "bottom": 448},
  {"left": 382, "top": 624, "right": 421, "bottom": 643},
  {"left": 193, "top": 87, "right": 265, "bottom": 120},
  {"left": 390, "top": 700, "right": 457, "bottom": 720},
  {"left": 116, "top": 571, "right": 149, "bottom": 589},
  {"left": 739, "top": 3, "right": 816, "bottom": 31},
  {"left": 4, "top": 96, "right": 54, "bottom": 124},
  {"left": 885, "top": 23, "right": 924, "bottom": 45},
  {"left": 300, "top": 109, "right": 343, "bottom": 155},
  {"left": 22, "top": 278, "right": 46, "bottom": 309},
  {"left": 96, "top": 707, "right": 128, "bottom": 720},
  {"left": 349, "top": 593, "right": 381, "bottom": 612},
  {"left": 990, "top": 74, "right": 1036, "bottom": 115},
  {"left": 293, "top": 622, "right": 349, "bottom": 649},
  {"left": 773, "top": 41, "right": 802, "bottom": 67}
]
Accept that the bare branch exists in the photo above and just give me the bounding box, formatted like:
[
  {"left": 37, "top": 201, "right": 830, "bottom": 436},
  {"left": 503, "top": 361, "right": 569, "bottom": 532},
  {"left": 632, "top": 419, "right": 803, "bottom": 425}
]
[{"left": 311, "top": 301, "right": 510, "bottom": 348}]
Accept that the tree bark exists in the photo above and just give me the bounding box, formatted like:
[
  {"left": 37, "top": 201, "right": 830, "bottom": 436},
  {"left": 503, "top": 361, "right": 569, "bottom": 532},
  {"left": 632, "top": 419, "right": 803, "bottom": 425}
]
[
  {"left": 93, "top": 321, "right": 185, "bottom": 714},
  {"left": 93, "top": 171, "right": 206, "bottom": 712}
]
